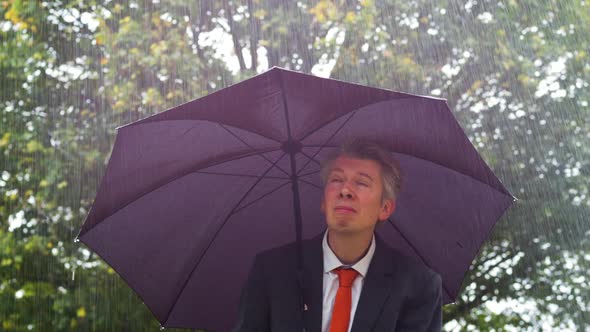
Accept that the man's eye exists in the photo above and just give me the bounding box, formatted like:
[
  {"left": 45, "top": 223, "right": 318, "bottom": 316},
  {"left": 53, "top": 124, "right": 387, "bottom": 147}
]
[
  {"left": 330, "top": 178, "right": 342, "bottom": 182},
  {"left": 356, "top": 181, "right": 368, "bottom": 186}
]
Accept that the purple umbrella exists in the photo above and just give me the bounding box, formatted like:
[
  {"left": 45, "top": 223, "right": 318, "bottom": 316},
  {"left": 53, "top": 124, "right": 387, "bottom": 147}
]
[{"left": 78, "top": 67, "right": 514, "bottom": 331}]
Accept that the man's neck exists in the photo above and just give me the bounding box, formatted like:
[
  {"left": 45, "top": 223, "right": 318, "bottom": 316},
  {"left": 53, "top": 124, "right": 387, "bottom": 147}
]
[{"left": 327, "top": 229, "right": 373, "bottom": 265}]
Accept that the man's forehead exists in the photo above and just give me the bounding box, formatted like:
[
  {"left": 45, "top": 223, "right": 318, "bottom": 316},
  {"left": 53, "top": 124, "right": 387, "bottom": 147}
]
[{"left": 328, "top": 156, "right": 381, "bottom": 177}]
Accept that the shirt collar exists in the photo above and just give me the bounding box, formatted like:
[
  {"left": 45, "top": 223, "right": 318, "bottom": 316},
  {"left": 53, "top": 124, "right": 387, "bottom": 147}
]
[{"left": 322, "top": 230, "right": 375, "bottom": 278}]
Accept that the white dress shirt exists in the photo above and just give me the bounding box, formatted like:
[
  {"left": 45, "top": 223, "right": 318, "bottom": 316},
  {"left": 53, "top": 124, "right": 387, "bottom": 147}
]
[{"left": 321, "top": 231, "right": 376, "bottom": 332}]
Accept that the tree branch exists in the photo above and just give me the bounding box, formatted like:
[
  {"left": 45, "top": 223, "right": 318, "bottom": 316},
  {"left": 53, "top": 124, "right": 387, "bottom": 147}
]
[
  {"left": 224, "top": 1, "right": 246, "bottom": 71},
  {"left": 247, "top": 0, "right": 258, "bottom": 71}
]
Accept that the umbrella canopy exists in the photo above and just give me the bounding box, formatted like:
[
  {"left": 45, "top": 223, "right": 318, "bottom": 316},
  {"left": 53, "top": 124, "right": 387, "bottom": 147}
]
[{"left": 78, "top": 67, "right": 514, "bottom": 331}]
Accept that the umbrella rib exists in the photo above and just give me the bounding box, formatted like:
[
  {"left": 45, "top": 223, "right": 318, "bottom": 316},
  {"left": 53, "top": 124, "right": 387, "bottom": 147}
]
[
  {"left": 298, "top": 108, "right": 357, "bottom": 143},
  {"left": 297, "top": 178, "right": 322, "bottom": 190},
  {"left": 218, "top": 123, "right": 290, "bottom": 177},
  {"left": 231, "top": 180, "right": 292, "bottom": 215},
  {"left": 296, "top": 150, "right": 322, "bottom": 176},
  {"left": 298, "top": 169, "right": 320, "bottom": 178},
  {"left": 195, "top": 170, "right": 289, "bottom": 180},
  {"left": 386, "top": 218, "right": 455, "bottom": 302},
  {"left": 299, "top": 150, "right": 322, "bottom": 166},
  {"left": 296, "top": 112, "right": 357, "bottom": 176},
  {"left": 163, "top": 151, "right": 288, "bottom": 324},
  {"left": 80, "top": 148, "right": 285, "bottom": 241}
]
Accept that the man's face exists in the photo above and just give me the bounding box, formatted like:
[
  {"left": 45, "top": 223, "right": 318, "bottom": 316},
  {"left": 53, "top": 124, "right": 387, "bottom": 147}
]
[{"left": 321, "top": 155, "right": 395, "bottom": 236}]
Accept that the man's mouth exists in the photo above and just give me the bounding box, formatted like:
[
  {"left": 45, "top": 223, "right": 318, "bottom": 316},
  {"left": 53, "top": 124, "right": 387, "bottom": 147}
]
[{"left": 335, "top": 206, "right": 356, "bottom": 213}]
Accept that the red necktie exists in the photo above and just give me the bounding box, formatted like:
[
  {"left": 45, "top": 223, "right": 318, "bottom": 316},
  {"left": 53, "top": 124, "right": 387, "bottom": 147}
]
[{"left": 329, "top": 267, "right": 359, "bottom": 332}]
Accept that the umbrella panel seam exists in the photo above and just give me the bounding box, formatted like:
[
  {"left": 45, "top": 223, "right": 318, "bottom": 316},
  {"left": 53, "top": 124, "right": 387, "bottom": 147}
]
[
  {"left": 163, "top": 151, "right": 289, "bottom": 324},
  {"left": 83, "top": 148, "right": 289, "bottom": 238},
  {"left": 296, "top": 112, "right": 357, "bottom": 176},
  {"left": 231, "top": 180, "right": 292, "bottom": 215},
  {"left": 218, "top": 122, "right": 290, "bottom": 177},
  {"left": 387, "top": 219, "right": 455, "bottom": 302}
]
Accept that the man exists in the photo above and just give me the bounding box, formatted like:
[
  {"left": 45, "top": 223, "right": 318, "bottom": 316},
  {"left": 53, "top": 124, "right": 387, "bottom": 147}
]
[{"left": 234, "top": 138, "right": 442, "bottom": 332}]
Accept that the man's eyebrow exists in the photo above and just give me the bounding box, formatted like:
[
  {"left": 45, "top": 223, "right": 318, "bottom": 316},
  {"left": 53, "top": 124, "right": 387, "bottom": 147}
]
[
  {"left": 328, "top": 168, "right": 374, "bottom": 181},
  {"left": 357, "top": 172, "right": 374, "bottom": 182}
]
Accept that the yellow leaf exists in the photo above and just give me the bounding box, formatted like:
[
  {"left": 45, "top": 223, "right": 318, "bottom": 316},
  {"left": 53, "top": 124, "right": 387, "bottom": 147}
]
[
  {"left": 401, "top": 56, "right": 416, "bottom": 66},
  {"left": 253, "top": 9, "right": 266, "bottom": 19},
  {"left": 3, "top": 320, "right": 14, "bottom": 329},
  {"left": 8, "top": 190, "right": 18, "bottom": 201},
  {"left": 114, "top": 100, "right": 125, "bottom": 109},
  {"left": 470, "top": 80, "right": 483, "bottom": 91},
  {"left": 4, "top": 6, "right": 19, "bottom": 24},
  {"left": 77, "top": 307, "right": 86, "bottom": 318},
  {"left": 151, "top": 16, "right": 161, "bottom": 27},
  {"left": 119, "top": 16, "right": 131, "bottom": 25},
  {"left": 0, "top": 132, "right": 10, "bottom": 147},
  {"left": 360, "top": 0, "right": 374, "bottom": 7},
  {"left": 344, "top": 11, "right": 355, "bottom": 24},
  {"left": 309, "top": 1, "right": 328, "bottom": 23},
  {"left": 26, "top": 140, "right": 43, "bottom": 153},
  {"left": 40, "top": 179, "right": 49, "bottom": 187},
  {"left": 57, "top": 181, "right": 68, "bottom": 190}
]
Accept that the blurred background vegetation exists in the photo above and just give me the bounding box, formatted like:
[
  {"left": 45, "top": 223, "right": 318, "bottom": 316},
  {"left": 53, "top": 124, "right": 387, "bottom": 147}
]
[{"left": 0, "top": 0, "right": 589, "bottom": 330}]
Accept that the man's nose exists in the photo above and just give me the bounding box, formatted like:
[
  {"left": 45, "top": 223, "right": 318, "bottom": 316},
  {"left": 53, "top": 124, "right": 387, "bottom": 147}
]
[{"left": 339, "top": 184, "right": 354, "bottom": 199}]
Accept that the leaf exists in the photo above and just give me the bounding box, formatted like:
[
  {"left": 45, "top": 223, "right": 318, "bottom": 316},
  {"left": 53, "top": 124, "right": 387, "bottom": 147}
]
[
  {"left": 253, "top": 9, "right": 266, "bottom": 20},
  {"left": 26, "top": 140, "right": 43, "bottom": 153},
  {"left": 344, "top": 11, "right": 355, "bottom": 24},
  {"left": 0, "top": 132, "right": 10, "bottom": 147},
  {"left": 77, "top": 307, "right": 86, "bottom": 318}
]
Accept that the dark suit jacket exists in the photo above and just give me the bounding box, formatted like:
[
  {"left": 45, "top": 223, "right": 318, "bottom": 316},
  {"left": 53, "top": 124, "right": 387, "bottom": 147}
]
[{"left": 233, "top": 232, "right": 442, "bottom": 332}]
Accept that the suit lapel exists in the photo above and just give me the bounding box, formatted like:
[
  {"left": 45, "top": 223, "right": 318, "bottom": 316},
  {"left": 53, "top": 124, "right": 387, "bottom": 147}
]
[
  {"left": 302, "top": 233, "right": 324, "bottom": 332},
  {"left": 350, "top": 236, "right": 395, "bottom": 332}
]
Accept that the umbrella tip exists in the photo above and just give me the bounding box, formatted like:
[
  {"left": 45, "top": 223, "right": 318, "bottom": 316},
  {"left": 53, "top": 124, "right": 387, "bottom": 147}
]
[
  {"left": 74, "top": 237, "right": 80, "bottom": 243},
  {"left": 160, "top": 325, "right": 165, "bottom": 330}
]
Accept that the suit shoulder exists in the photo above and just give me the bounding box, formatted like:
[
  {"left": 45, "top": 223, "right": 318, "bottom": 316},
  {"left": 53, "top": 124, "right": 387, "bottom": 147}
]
[
  {"left": 253, "top": 236, "right": 316, "bottom": 265},
  {"left": 256, "top": 240, "right": 297, "bottom": 260}
]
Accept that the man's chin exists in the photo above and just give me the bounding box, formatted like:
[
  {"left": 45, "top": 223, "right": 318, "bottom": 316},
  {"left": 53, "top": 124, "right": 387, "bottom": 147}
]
[{"left": 327, "top": 220, "right": 357, "bottom": 233}]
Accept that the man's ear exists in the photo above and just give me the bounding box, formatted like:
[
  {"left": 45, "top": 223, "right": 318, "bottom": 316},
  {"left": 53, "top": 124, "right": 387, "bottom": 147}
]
[{"left": 378, "top": 199, "right": 396, "bottom": 221}]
